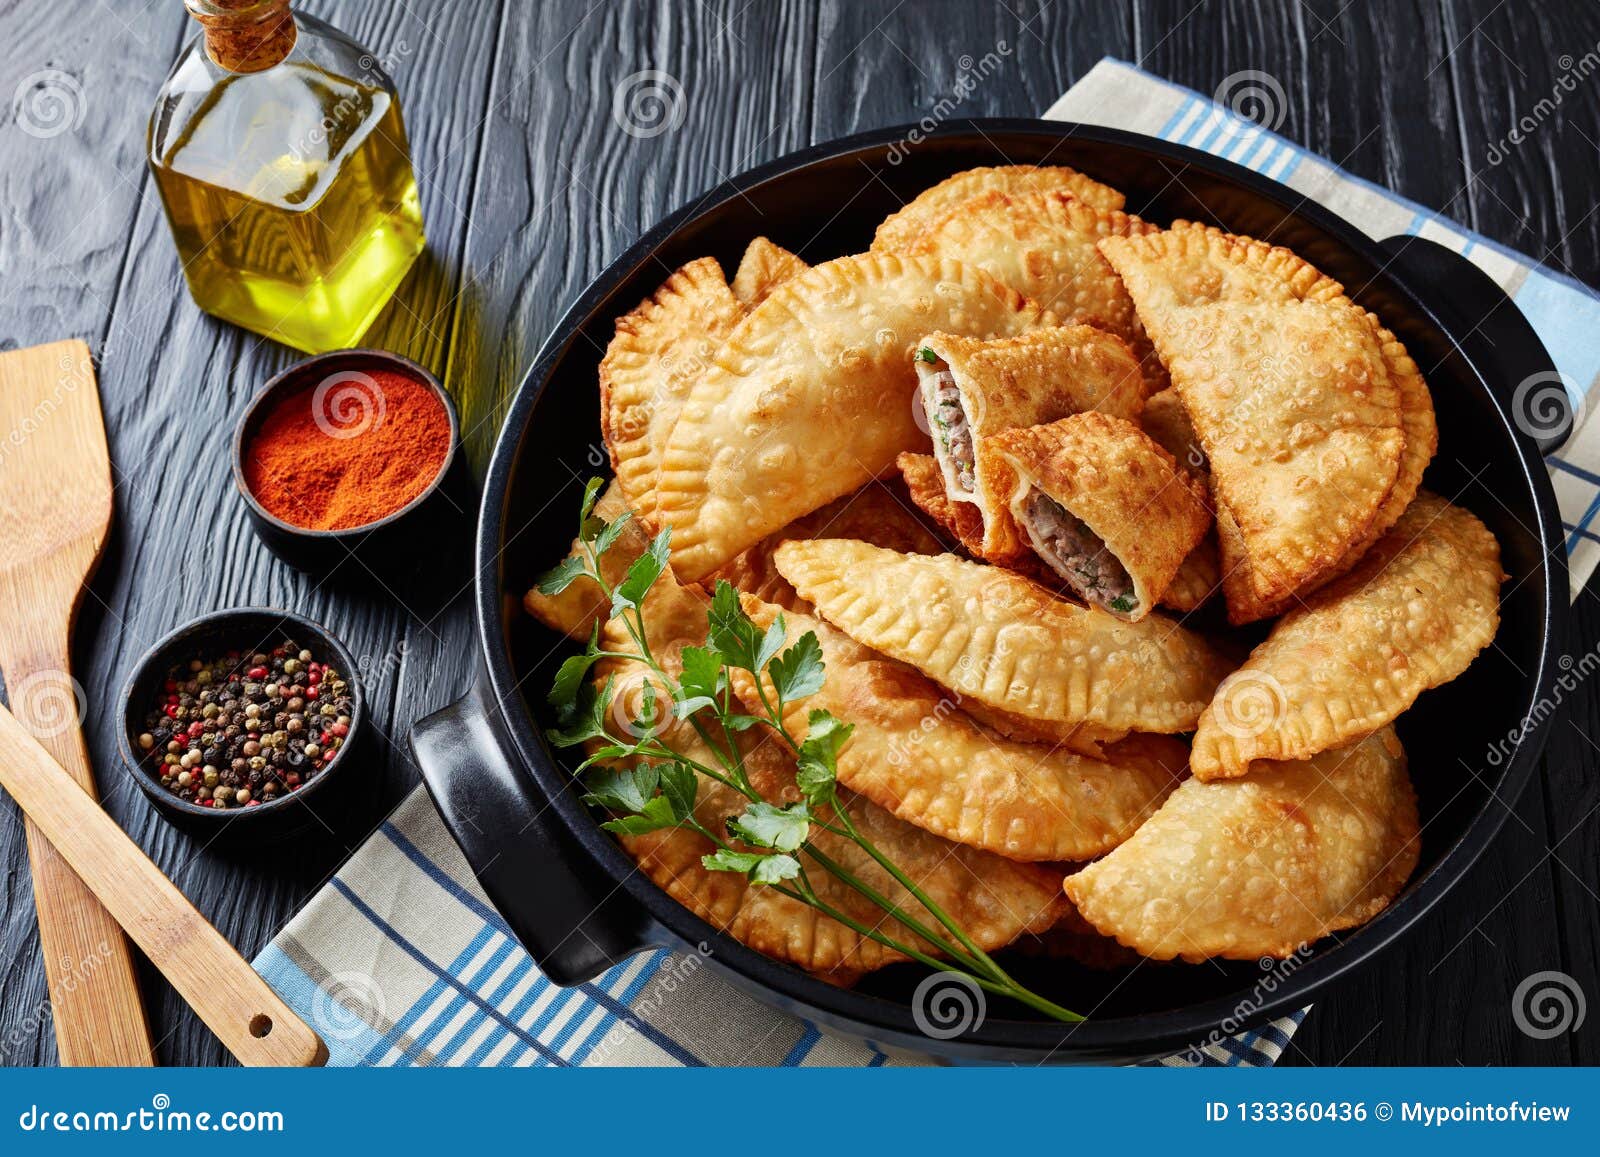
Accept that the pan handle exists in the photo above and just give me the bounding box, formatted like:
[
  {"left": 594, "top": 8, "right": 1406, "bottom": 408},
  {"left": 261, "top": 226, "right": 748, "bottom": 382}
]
[
  {"left": 1378, "top": 234, "right": 1572, "bottom": 457},
  {"left": 411, "top": 681, "right": 660, "bottom": 985}
]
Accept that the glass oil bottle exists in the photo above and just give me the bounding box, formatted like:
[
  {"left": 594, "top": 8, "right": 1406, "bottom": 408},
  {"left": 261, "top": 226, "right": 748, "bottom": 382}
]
[{"left": 148, "top": 1, "right": 425, "bottom": 354}]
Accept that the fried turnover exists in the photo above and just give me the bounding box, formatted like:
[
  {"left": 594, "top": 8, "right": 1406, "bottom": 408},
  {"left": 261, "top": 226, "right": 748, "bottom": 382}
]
[
  {"left": 900, "top": 448, "right": 1217, "bottom": 615},
  {"left": 730, "top": 236, "right": 809, "bottom": 306},
  {"left": 736, "top": 597, "right": 1188, "bottom": 861},
  {"left": 772, "top": 539, "right": 1235, "bottom": 740},
  {"left": 989, "top": 412, "right": 1212, "bottom": 621},
  {"left": 885, "top": 190, "right": 1167, "bottom": 393},
  {"left": 593, "top": 575, "right": 1062, "bottom": 977},
  {"left": 1100, "top": 222, "right": 1436, "bottom": 623},
  {"left": 1065, "top": 726, "right": 1419, "bottom": 961},
  {"left": 705, "top": 480, "right": 943, "bottom": 612},
  {"left": 914, "top": 327, "right": 1145, "bottom": 561},
  {"left": 897, "top": 450, "right": 990, "bottom": 558},
  {"left": 523, "top": 480, "right": 649, "bottom": 639},
  {"left": 873, "top": 164, "right": 1127, "bottom": 253},
  {"left": 1191, "top": 492, "right": 1503, "bottom": 780},
  {"left": 653, "top": 253, "right": 1054, "bottom": 582},
  {"left": 599, "top": 256, "right": 744, "bottom": 515},
  {"left": 1155, "top": 299, "right": 1406, "bottom": 612}
]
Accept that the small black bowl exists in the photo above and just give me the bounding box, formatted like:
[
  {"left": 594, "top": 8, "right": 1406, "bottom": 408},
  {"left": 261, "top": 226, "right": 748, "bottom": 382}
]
[
  {"left": 117, "top": 608, "right": 368, "bottom": 847},
  {"left": 232, "top": 349, "right": 470, "bottom": 575}
]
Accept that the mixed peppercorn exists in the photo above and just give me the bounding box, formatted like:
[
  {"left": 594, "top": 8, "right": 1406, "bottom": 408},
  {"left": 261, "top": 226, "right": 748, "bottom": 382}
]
[{"left": 136, "top": 638, "right": 354, "bottom": 810}]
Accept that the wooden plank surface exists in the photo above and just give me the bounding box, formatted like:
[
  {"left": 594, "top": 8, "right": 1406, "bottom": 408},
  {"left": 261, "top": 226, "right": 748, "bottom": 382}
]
[{"left": 0, "top": 0, "right": 1596, "bottom": 1066}]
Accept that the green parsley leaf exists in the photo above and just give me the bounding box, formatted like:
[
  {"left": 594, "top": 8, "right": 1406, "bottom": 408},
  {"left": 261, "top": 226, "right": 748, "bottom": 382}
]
[
  {"left": 592, "top": 511, "right": 634, "bottom": 558},
  {"left": 533, "top": 554, "right": 589, "bottom": 596},
  {"left": 796, "top": 709, "right": 853, "bottom": 806},
  {"left": 701, "top": 849, "right": 802, "bottom": 885},
  {"left": 578, "top": 477, "right": 606, "bottom": 528},
  {"left": 701, "top": 848, "right": 765, "bottom": 874},
  {"left": 657, "top": 761, "right": 699, "bottom": 822},
  {"left": 916, "top": 347, "right": 939, "bottom": 364},
  {"left": 755, "top": 613, "right": 788, "bottom": 675},
  {"left": 768, "top": 630, "right": 824, "bottom": 704},
  {"left": 548, "top": 634, "right": 602, "bottom": 714},
  {"left": 722, "top": 713, "right": 765, "bottom": 732},
  {"left": 750, "top": 854, "right": 802, "bottom": 884},
  {"left": 581, "top": 764, "right": 658, "bottom": 814},
  {"left": 547, "top": 676, "right": 615, "bottom": 747},
  {"left": 675, "top": 645, "right": 724, "bottom": 716},
  {"left": 612, "top": 528, "right": 672, "bottom": 614},
  {"left": 727, "top": 801, "right": 811, "bottom": 852},
  {"left": 707, "top": 580, "right": 763, "bottom": 669},
  {"left": 601, "top": 797, "right": 681, "bottom": 835},
  {"left": 1109, "top": 594, "right": 1135, "bottom": 613}
]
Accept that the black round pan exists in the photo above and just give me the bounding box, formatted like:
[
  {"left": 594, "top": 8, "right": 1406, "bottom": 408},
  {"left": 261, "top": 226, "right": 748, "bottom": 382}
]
[{"left": 412, "top": 120, "right": 1570, "bottom": 1064}]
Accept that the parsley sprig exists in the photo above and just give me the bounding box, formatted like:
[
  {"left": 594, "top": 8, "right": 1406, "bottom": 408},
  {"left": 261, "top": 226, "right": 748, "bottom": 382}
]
[{"left": 536, "top": 478, "right": 1081, "bottom": 1023}]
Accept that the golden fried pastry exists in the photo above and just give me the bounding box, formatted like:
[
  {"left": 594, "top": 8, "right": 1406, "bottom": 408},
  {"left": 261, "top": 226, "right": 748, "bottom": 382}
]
[
  {"left": 1191, "top": 493, "right": 1503, "bottom": 780},
  {"left": 706, "top": 480, "right": 943, "bottom": 612},
  {"left": 730, "top": 236, "right": 808, "bottom": 306},
  {"left": 1101, "top": 223, "right": 1436, "bottom": 622},
  {"left": 772, "top": 539, "right": 1235, "bottom": 740},
  {"left": 1158, "top": 299, "right": 1405, "bottom": 614},
  {"left": 523, "top": 481, "right": 648, "bottom": 639},
  {"left": 594, "top": 576, "right": 1063, "bottom": 977},
  {"left": 915, "top": 327, "right": 1145, "bottom": 561},
  {"left": 989, "top": 412, "right": 1212, "bottom": 621},
  {"left": 1098, "top": 221, "right": 1347, "bottom": 324},
  {"left": 653, "top": 253, "right": 1053, "bottom": 582},
  {"left": 886, "top": 190, "right": 1166, "bottom": 392},
  {"left": 736, "top": 598, "right": 1187, "bottom": 860},
  {"left": 897, "top": 450, "right": 990, "bottom": 557},
  {"left": 872, "top": 164, "right": 1126, "bottom": 253},
  {"left": 599, "top": 257, "right": 744, "bottom": 514},
  {"left": 1138, "top": 387, "right": 1208, "bottom": 479},
  {"left": 1065, "top": 727, "right": 1419, "bottom": 961}
]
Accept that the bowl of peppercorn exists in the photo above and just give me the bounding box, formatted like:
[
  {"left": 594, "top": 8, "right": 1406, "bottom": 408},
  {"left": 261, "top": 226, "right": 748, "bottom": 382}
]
[
  {"left": 231, "top": 348, "right": 470, "bottom": 576},
  {"left": 117, "top": 608, "right": 365, "bottom": 846}
]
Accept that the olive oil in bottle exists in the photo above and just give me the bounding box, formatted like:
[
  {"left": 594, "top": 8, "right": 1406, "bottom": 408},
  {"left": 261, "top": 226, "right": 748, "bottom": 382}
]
[{"left": 149, "top": 1, "right": 425, "bottom": 354}]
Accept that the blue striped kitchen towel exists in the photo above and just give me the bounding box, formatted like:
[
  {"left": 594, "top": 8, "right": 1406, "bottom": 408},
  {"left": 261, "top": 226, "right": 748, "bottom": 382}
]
[{"left": 254, "top": 58, "right": 1597, "bottom": 1068}]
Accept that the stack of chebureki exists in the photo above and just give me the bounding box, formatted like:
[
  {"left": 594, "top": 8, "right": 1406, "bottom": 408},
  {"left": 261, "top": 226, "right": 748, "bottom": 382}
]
[{"left": 527, "top": 163, "right": 1505, "bottom": 973}]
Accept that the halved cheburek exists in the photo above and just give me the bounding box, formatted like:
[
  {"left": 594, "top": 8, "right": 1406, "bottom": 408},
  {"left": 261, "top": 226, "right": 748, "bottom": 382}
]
[
  {"left": 897, "top": 450, "right": 991, "bottom": 559},
  {"left": 1099, "top": 223, "right": 1436, "bottom": 623},
  {"left": 706, "top": 480, "right": 943, "bottom": 613},
  {"left": 772, "top": 539, "right": 1234, "bottom": 747},
  {"left": 988, "top": 412, "right": 1211, "bottom": 621},
  {"left": 883, "top": 190, "right": 1166, "bottom": 392},
  {"left": 524, "top": 480, "right": 649, "bottom": 639},
  {"left": 914, "top": 327, "right": 1145, "bottom": 561},
  {"left": 653, "top": 253, "right": 1055, "bottom": 582},
  {"left": 592, "top": 574, "right": 1063, "bottom": 978},
  {"left": 599, "top": 256, "right": 744, "bottom": 514},
  {"left": 730, "top": 236, "right": 808, "bottom": 307},
  {"left": 736, "top": 596, "right": 1188, "bottom": 861},
  {"left": 1065, "top": 726, "right": 1419, "bottom": 961},
  {"left": 871, "top": 164, "right": 1127, "bottom": 253},
  {"left": 899, "top": 448, "right": 1216, "bottom": 614},
  {"left": 1191, "top": 492, "right": 1504, "bottom": 780}
]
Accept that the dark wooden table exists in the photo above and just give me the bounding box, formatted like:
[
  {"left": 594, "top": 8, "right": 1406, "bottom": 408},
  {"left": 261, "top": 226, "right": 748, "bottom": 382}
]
[{"left": 1, "top": 0, "right": 1597, "bottom": 1067}]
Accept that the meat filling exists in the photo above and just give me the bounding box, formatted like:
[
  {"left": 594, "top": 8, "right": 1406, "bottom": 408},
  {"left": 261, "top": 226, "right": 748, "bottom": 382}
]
[
  {"left": 925, "top": 369, "right": 976, "bottom": 492},
  {"left": 1021, "top": 489, "right": 1137, "bottom": 614}
]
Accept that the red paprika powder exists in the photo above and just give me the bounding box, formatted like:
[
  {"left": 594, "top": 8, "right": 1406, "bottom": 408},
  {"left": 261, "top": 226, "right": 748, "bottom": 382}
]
[{"left": 243, "top": 366, "right": 452, "bottom": 531}]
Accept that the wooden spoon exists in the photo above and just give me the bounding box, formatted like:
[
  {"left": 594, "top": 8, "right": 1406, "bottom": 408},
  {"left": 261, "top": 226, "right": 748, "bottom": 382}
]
[
  {"left": 0, "top": 340, "right": 154, "bottom": 1064},
  {"left": 0, "top": 702, "right": 327, "bottom": 1065}
]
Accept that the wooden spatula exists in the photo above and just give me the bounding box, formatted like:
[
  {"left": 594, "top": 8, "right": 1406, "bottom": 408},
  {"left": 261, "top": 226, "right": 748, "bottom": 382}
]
[
  {"left": 0, "top": 340, "right": 154, "bottom": 1064},
  {"left": 0, "top": 703, "right": 326, "bottom": 1065}
]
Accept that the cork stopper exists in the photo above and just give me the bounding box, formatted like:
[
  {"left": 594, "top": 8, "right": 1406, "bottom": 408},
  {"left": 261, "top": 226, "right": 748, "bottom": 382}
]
[{"left": 186, "top": 0, "right": 297, "bottom": 73}]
